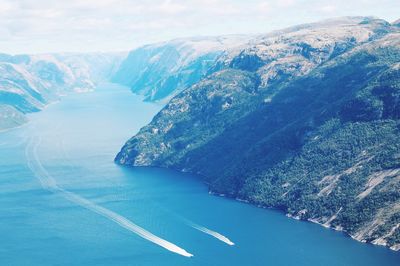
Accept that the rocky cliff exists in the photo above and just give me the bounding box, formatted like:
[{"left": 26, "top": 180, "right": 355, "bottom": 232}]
[
  {"left": 112, "top": 36, "right": 249, "bottom": 101},
  {"left": 116, "top": 17, "right": 400, "bottom": 251},
  {"left": 0, "top": 52, "right": 124, "bottom": 130}
]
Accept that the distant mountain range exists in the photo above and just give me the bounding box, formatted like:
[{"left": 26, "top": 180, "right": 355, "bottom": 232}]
[
  {"left": 0, "top": 52, "right": 124, "bottom": 130},
  {"left": 112, "top": 35, "right": 249, "bottom": 102},
  {"left": 1, "top": 15, "right": 398, "bottom": 252},
  {"left": 114, "top": 17, "right": 400, "bottom": 251}
]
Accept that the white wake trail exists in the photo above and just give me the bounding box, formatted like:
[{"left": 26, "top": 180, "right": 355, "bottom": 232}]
[
  {"left": 26, "top": 138, "right": 57, "bottom": 190},
  {"left": 25, "top": 136, "right": 193, "bottom": 258},
  {"left": 57, "top": 188, "right": 193, "bottom": 257},
  {"left": 187, "top": 222, "right": 235, "bottom": 246},
  {"left": 155, "top": 203, "right": 235, "bottom": 246}
]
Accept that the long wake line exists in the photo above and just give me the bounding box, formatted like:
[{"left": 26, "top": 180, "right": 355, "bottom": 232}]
[
  {"left": 25, "top": 136, "right": 193, "bottom": 258},
  {"left": 153, "top": 203, "right": 235, "bottom": 246},
  {"left": 188, "top": 222, "right": 235, "bottom": 246}
]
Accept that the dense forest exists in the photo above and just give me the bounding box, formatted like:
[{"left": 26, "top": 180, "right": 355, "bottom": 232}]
[{"left": 115, "top": 18, "right": 400, "bottom": 250}]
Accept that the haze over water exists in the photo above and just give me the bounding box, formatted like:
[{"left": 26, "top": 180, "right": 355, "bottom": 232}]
[{"left": 0, "top": 83, "right": 399, "bottom": 266}]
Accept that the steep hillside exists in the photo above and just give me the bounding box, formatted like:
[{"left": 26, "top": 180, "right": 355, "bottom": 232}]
[
  {"left": 0, "top": 105, "right": 27, "bottom": 130},
  {"left": 55, "top": 52, "right": 126, "bottom": 86},
  {"left": 0, "top": 53, "right": 124, "bottom": 130},
  {"left": 112, "top": 36, "right": 248, "bottom": 101},
  {"left": 113, "top": 17, "right": 391, "bottom": 102},
  {"left": 116, "top": 17, "right": 400, "bottom": 251}
]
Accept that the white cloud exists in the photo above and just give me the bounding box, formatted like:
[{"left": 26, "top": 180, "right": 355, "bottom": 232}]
[
  {"left": 0, "top": 0, "right": 16, "bottom": 14},
  {"left": 276, "top": 0, "right": 297, "bottom": 8},
  {"left": 157, "top": 0, "right": 188, "bottom": 14},
  {"left": 0, "top": 0, "right": 398, "bottom": 54},
  {"left": 319, "top": 5, "right": 337, "bottom": 13}
]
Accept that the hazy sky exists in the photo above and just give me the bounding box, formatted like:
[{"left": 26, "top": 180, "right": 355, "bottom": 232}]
[{"left": 0, "top": 0, "right": 399, "bottom": 54}]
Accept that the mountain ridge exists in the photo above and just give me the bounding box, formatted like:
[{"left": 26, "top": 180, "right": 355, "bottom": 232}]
[
  {"left": 112, "top": 16, "right": 393, "bottom": 102},
  {"left": 0, "top": 52, "right": 124, "bottom": 131},
  {"left": 115, "top": 17, "right": 400, "bottom": 251}
]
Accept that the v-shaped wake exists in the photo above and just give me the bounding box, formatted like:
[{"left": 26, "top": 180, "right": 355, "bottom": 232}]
[{"left": 25, "top": 136, "right": 193, "bottom": 258}]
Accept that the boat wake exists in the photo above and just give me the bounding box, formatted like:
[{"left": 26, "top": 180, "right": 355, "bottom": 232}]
[
  {"left": 154, "top": 203, "right": 235, "bottom": 246},
  {"left": 25, "top": 136, "right": 193, "bottom": 258},
  {"left": 186, "top": 221, "right": 235, "bottom": 246}
]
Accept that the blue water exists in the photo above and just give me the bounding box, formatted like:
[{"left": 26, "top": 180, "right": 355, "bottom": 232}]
[{"left": 0, "top": 83, "right": 399, "bottom": 266}]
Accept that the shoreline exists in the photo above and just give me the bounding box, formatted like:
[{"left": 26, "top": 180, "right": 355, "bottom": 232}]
[
  {"left": 122, "top": 163, "right": 400, "bottom": 253},
  {"left": 207, "top": 190, "right": 400, "bottom": 252},
  {"left": 0, "top": 120, "right": 30, "bottom": 134}
]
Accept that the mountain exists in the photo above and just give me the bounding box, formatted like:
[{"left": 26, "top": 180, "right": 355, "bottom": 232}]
[
  {"left": 112, "top": 17, "right": 391, "bottom": 102},
  {"left": 115, "top": 17, "right": 400, "bottom": 251},
  {"left": 54, "top": 52, "right": 126, "bottom": 85},
  {"left": 0, "top": 52, "right": 124, "bottom": 130},
  {"left": 0, "top": 105, "right": 27, "bottom": 130},
  {"left": 112, "top": 35, "right": 248, "bottom": 101}
]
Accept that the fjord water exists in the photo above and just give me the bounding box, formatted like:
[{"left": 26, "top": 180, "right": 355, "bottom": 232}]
[{"left": 0, "top": 84, "right": 399, "bottom": 266}]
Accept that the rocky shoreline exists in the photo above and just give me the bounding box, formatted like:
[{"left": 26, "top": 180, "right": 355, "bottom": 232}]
[
  {"left": 208, "top": 190, "right": 400, "bottom": 252},
  {"left": 115, "top": 17, "right": 400, "bottom": 253}
]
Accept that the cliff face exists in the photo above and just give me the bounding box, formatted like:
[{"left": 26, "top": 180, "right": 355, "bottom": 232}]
[
  {"left": 116, "top": 17, "right": 400, "bottom": 250},
  {"left": 112, "top": 17, "right": 391, "bottom": 102},
  {"left": 112, "top": 36, "right": 249, "bottom": 101},
  {"left": 0, "top": 105, "right": 27, "bottom": 130},
  {"left": 0, "top": 52, "right": 124, "bottom": 130}
]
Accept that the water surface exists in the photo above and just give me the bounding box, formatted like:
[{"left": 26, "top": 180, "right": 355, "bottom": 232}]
[{"left": 1, "top": 83, "right": 399, "bottom": 266}]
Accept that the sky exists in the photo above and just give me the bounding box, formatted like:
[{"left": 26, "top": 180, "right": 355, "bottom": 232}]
[{"left": 0, "top": 0, "right": 399, "bottom": 54}]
